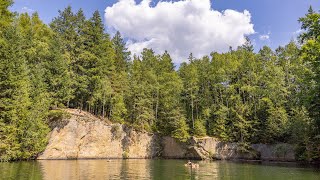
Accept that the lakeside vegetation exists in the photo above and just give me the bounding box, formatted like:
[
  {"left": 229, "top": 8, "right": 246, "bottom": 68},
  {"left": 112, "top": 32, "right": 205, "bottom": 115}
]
[{"left": 0, "top": 0, "right": 319, "bottom": 161}]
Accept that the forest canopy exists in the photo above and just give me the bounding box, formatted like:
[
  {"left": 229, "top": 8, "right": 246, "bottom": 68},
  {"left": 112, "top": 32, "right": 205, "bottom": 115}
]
[{"left": 0, "top": 0, "right": 319, "bottom": 161}]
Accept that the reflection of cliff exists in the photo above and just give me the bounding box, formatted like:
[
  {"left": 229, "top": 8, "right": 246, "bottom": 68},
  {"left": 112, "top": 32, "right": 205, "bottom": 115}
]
[
  {"left": 39, "top": 160, "right": 151, "bottom": 180},
  {"left": 193, "top": 161, "right": 219, "bottom": 180},
  {"left": 120, "top": 160, "right": 151, "bottom": 179}
]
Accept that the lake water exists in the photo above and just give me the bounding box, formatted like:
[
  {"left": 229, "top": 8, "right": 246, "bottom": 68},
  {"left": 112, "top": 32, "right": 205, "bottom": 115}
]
[{"left": 0, "top": 159, "right": 319, "bottom": 180}]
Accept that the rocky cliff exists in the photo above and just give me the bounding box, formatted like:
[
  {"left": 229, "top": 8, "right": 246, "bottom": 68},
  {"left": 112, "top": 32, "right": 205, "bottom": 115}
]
[
  {"left": 162, "top": 137, "right": 295, "bottom": 161},
  {"left": 38, "top": 109, "right": 161, "bottom": 159},
  {"left": 38, "top": 109, "right": 295, "bottom": 162}
]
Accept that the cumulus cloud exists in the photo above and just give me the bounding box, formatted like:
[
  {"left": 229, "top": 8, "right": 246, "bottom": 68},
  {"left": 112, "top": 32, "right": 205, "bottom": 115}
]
[{"left": 105, "top": 0, "right": 255, "bottom": 63}]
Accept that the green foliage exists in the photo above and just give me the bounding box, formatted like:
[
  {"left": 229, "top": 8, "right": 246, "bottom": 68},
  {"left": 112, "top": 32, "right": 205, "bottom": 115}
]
[
  {"left": 0, "top": 11, "right": 49, "bottom": 161},
  {"left": 111, "top": 94, "right": 127, "bottom": 123},
  {"left": 289, "top": 107, "right": 313, "bottom": 144},
  {"left": 122, "top": 150, "right": 129, "bottom": 159},
  {"left": 266, "top": 107, "right": 288, "bottom": 141},
  {"left": 236, "top": 142, "right": 252, "bottom": 154},
  {"left": 193, "top": 119, "right": 206, "bottom": 137},
  {"left": 48, "top": 110, "right": 71, "bottom": 122},
  {"left": 210, "top": 105, "right": 230, "bottom": 141},
  {"left": 111, "top": 124, "right": 122, "bottom": 140},
  {"left": 1, "top": 2, "right": 319, "bottom": 161},
  {"left": 172, "top": 117, "right": 190, "bottom": 142},
  {"left": 0, "top": 0, "right": 13, "bottom": 29}
]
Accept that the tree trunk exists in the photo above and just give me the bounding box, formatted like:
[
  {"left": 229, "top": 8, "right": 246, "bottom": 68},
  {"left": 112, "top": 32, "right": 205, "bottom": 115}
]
[
  {"left": 191, "top": 90, "right": 194, "bottom": 129},
  {"left": 155, "top": 88, "right": 159, "bottom": 123},
  {"left": 102, "top": 104, "right": 105, "bottom": 118}
]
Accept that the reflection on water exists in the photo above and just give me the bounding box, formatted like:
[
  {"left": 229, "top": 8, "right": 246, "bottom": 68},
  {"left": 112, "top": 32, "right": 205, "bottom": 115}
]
[
  {"left": 0, "top": 159, "right": 320, "bottom": 180},
  {"left": 39, "top": 159, "right": 151, "bottom": 180},
  {"left": 0, "top": 161, "right": 43, "bottom": 180}
]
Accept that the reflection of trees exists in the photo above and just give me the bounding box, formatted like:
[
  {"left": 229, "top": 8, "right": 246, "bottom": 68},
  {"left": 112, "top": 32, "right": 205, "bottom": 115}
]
[
  {"left": 150, "top": 159, "right": 202, "bottom": 180},
  {"left": 0, "top": 161, "right": 43, "bottom": 180},
  {"left": 197, "top": 161, "right": 219, "bottom": 180}
]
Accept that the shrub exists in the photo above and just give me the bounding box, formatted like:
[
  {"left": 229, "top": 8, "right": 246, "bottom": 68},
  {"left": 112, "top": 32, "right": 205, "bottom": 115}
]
[
  {"left": 111, "top": 124, "right": 122, "bottom": 140},
  {"left": 122, "top": 150, "right": 129, "bottom": 159},
  {"left": 47, "top": 110, "right": 71, "bottom": 130}
]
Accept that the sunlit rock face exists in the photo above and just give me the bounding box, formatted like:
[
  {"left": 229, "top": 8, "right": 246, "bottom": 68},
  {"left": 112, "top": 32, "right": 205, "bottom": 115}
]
[
  {"left": 38, "top": 109, "right": 295, "bottom": 162},
  {"left": 38, "top": 109, "right": 161, "bottom": 160},
  {"left": 161, "top": 136, "right": 295, "bottom": 161}
]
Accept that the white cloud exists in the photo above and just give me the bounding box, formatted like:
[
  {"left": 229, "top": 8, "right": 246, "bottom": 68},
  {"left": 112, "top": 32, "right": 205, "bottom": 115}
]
[
  {"left": 259, "top": 32, "right": 270, "bottom": 41},
  {"left": 293, "top": 29, "right": 305, "bottom": 36},
  {"left": 294, "top": 29, "right": 303, "bottom": 34},
  {"left": 105, "top": 0, "right": 255, "bottom": 63},
  {"left": 21, "top": 6, "right": 34, "bottom": 13}
]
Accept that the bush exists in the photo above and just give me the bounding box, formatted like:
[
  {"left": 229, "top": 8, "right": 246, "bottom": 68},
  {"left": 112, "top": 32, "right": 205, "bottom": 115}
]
[
  {"left": 47, "top": 110, "right": 71, "bottom": 130},
  {"left": 48, "top": 109, "right": 71, "bottom": 122},
  {"left": 111, "top": 124, "right": 122, "bottom": 140},
  {"left": 122, "top": 150, "right": 129, "bottom": 159}
]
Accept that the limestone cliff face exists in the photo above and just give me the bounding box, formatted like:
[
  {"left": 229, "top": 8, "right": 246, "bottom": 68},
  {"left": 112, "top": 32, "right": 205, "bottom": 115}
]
[
  {"left": 38, "top": 109, "right": 295, "bottom": 162},
  {"left": 38, "top": 110, "right": 161, "bottom": 160}
]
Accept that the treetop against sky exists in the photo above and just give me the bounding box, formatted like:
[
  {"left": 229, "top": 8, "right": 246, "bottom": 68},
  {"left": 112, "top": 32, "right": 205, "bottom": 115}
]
[{"left": 11, "top": 0, "right": 319, "bottom": 63}]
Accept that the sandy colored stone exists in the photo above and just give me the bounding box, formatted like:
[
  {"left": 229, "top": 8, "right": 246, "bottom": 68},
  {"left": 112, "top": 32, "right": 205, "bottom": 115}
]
[
  {"left": 38, "top": 109, "right": 295, "bottom": 162},
  {"left": 38, "top": 109, "right": 160, "bottom": 160}
]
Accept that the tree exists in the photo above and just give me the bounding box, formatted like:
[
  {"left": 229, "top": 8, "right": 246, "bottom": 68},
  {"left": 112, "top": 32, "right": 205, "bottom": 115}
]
[
  {"left": 0, "top": 0, "right": 13, "bottom": 29},
  {"left": 112, "top": 31, "right": 131, "bottom": 72},
  {"left": 210, "top": 105, "right": 230, "bottom": 141},
  {"left": 179, "top": 54, "right": 199, "bottom": 130},
  {"left": 129, "top": 56, "right": 155, "bottom": 131},
  {"left": 0, "top": 26, "right": 31, "bottom": 161},
  {"left": 50, "top": 6, "right": 78, "bottom": 107},
  {"left": 194, "top": 119, "right": 206, "bottom": 137},
  {"left": 0, "top": 17, "right": 49, "bottom": 160},
  {"left": 298, "top": 7, "right": 320, "bottom": 130}
]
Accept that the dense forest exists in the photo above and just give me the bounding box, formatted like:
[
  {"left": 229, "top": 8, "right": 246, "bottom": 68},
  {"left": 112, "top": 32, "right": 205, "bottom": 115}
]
[{"left": 0, "top": 0, "right": 319, "bottom": 161}]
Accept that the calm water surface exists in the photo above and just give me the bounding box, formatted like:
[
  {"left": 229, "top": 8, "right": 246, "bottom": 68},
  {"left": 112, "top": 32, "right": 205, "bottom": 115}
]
[{"left": 0, "top": 159, "right": 319, "bottom": 180}]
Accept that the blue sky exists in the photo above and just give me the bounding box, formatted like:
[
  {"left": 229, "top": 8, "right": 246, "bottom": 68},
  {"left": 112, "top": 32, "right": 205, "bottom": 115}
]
[{"left": 11, "top": 0, "right": 320, "bottom": 57}]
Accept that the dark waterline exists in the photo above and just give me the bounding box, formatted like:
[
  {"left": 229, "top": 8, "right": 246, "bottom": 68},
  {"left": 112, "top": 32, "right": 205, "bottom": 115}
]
[{"left": 0, "top": 159, "right": 320, "bottom": 180}]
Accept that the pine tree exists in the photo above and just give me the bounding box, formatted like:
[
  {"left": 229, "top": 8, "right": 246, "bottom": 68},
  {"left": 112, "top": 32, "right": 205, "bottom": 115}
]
[
  {"left": 299, "top": 7, "right": 320, "bottom": 130},
  {"left": 50, "top": 6, "right": 78, "bottom": 107},
  {"left": 0, "top": 21, "right": 49, "bottom": 160},
  {"left": 112, "top": 31, "right": 131, "bottom": 72},
  {"left": 0, "top": 0, "right": 13, "bottom": 29},
  {"left": 129, "top": 55, "right": 155, "bottom": 131},
  {"left": 179, "top": 54, "right": 199, "bottom": 130}
]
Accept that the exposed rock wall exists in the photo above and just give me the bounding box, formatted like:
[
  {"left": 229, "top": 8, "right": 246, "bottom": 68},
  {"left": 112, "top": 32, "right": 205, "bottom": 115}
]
[
  {"left": 38, "top": 110, "right": 161, "bottom": 160},
  {"left": 38, "top": 109, "right": 295, "bottom": 162},
  {"left": 161, "top": 137, "right": 295, "bottom": 161}
]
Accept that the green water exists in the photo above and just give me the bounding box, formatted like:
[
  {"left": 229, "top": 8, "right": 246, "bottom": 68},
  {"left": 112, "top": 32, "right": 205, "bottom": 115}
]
[{"left": 0, "top": 159, "right": 319, "bottom": 180}]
